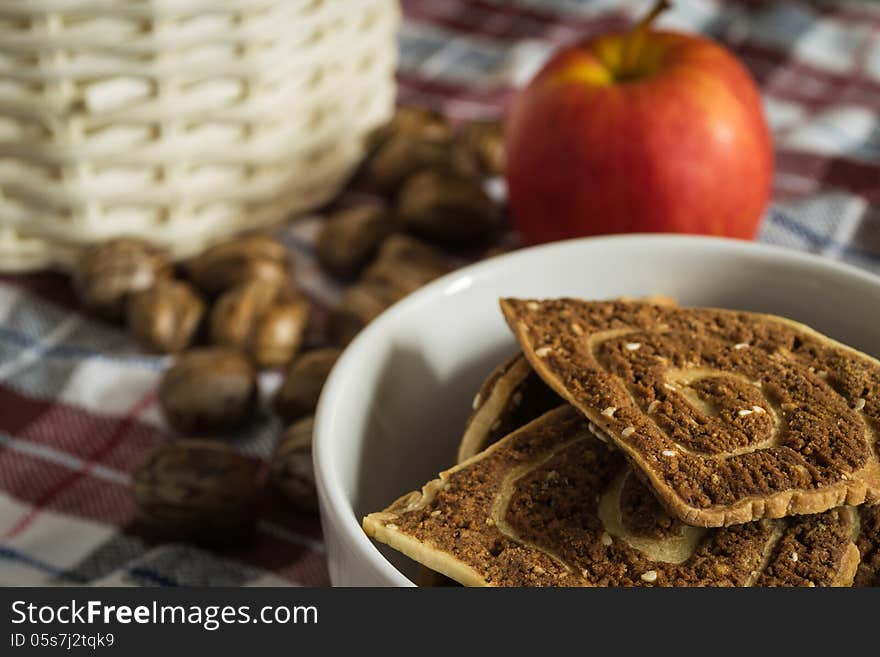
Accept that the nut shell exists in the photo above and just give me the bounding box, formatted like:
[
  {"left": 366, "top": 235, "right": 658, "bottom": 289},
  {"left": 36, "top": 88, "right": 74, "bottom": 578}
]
[
  {"left": 270, "top": 416, "right": 317, "bottom": 511},
  {"left": 127, "top": 280, "right": 205, "bottom": 353},
  {"left": 274, "top": 348, "right": 342, "bottom": 422},
  {"left": 133, "top": 439, "right": 260, "bottom": 542},
  {"left": 252, "top": 300, "right": 310, "bottom": 369},
  {"left": 329, "top": 278, "right": 401, "bottom": 346},
  {"left": 316, "top": 205, "right": 395, "bottom": 280},
  {"left": 366, "top": 106, "right": 451, "bottom": 151},
  {"left": 210, "top": 279, "right": 280, "bottom": 349},
  {"left": 397, "top": 169, "right": 501, "bottom": 245},
  {"left": 366, "top": 135, "right": 476, "bottom": 194},
  {"left": 74, "top": 238, "right": 171, "bottom": 319},
  {"left": 329, "top": 235, "right": 450, "bottom": 345},
  {"left": 158, "top": 348, "right": 257, "bottom": 434},
  {"left": 187, "top": 233, "right": 291, "bottom": 297},
  {"left": 456, "top": 118, "right": 505, "bottom": 176},
  {"left": 210, "top": 280, "right": 308, "bottom": 368},
  {"left": 362, "top": 234, "right": 451, "bottom": 292}
]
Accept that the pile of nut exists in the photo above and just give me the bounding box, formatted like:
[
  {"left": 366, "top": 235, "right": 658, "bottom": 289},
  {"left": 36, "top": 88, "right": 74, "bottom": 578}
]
[
  {"left": 73, "top": 232, "right": 331, "bottom": 541},
  {"left": 70, "top": 106, "right": 506, "bottom": 543},
  {"left": 325, "top": 107, "right": 505, "bottom": 344}
]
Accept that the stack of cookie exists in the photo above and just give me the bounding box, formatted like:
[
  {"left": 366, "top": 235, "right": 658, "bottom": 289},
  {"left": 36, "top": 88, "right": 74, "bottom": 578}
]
[{"left": 364, "top": 298, "right": 880, "bottom": 586}]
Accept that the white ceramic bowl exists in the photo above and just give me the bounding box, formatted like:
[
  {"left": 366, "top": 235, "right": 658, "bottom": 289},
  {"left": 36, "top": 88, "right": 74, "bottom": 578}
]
[{"left": 313, "top": 235, "right": 880, "bottom": 586}]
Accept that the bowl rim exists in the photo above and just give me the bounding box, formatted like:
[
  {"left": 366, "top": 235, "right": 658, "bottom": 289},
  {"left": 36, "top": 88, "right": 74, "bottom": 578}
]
[{"left": 313, "top": 233, "right": 880, "bottom": 587}]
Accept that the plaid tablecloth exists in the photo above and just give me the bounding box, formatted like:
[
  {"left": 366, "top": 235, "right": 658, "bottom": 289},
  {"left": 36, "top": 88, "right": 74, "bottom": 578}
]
[{"left": 2, "top": 0, "right": 880, "bottom": 586}]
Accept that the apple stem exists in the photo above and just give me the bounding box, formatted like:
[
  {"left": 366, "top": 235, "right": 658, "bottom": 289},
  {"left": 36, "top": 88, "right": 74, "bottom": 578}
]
[
  {"left": 619, "top": 0, "right": 672, "bottom": 79},
  {"left": 636, "top": 0, "right": 672, "bottom": 32}
]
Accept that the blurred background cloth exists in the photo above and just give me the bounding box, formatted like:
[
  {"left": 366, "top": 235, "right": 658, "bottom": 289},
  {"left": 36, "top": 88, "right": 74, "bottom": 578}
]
[{"left": 1, "top": 0, "right": 879, "bottom": 586}]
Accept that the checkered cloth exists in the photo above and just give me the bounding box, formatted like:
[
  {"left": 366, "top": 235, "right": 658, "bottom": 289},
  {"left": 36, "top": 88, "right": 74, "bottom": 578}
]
[{"left": 2, "top": 0, "right": 879, "bottom": 586}]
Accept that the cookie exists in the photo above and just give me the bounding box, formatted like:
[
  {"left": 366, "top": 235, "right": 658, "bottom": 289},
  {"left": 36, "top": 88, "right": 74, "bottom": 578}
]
[
  {"left": 855, "top": 504, "right": 880, "bottom": 586},
  {"left": 500, "top": 298, "right": 880, "bottom": 527},
  {"left": 459, "top": 296, "right": 677, "bottom": 461},
  {"left": 363, "top": 406, "right": 860, "bottom": 586},
  {"left": 459, "top": 353, "right": 562, "bottom": 462},
  {"left": 421, "top": 353, "right": 561, "bottom": 586}
]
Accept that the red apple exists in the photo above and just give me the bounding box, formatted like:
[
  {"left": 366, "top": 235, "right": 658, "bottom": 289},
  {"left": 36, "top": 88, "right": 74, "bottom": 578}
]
[{"left": 505, "top": 1, "right": 773, "bottom": 244}]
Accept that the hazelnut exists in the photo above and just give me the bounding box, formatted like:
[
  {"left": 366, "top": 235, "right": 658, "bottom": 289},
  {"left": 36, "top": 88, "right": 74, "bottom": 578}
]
[
  {"left": 274, "top": 348, "right": 341, "bottom": 422},
  {"left": 158, "top": 348, "right": 257, "bottom": 434},
  {"left": 210, "top": 280, "right": 309, "bottom": 368},
  {"left": 366, "top": 135, "right": 448, "bottom": 194},
  {"left": 329, "top": 236, "right": 450, "bottom": 345},
  {"left": 187, "top": 233, "right": 291, "bottom": 297},
  {"left": 210, "top": 280, "right": 280, "bottom": 349},
  {"left": 316, "top": 205, "right": 396, "bottom": 280},
  {"left": 366, "top": 106, "right": 451, "bottom": 151},
  {"left": 251, "top": 300, "right": 310, "bottom": 369},
  {"left": 328, "top": 278, "right": 401, "bottom": 346},
  {"left": 127, "top": 280, "right": 205, "bottom": 353},
  {"left": 362, "top": 234, "right": 451, "bottom": 292},
  {"left": 132, "top": 439, "right": 260, "bottom": 542},
  {"left": 397, "top": 169, "right": 501, "bottom": 245},
  {"left": 270, "top": 416, "right": 317, "bottom": 512},
  {"left": 73, "top": 238, "right": 171, "bottom": 319},
  {"left": 455, "top": 118, "right": 505, "bottom": 176}
]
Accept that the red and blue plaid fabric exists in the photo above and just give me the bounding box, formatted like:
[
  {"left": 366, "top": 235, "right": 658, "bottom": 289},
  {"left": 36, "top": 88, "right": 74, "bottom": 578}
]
[{"left": 2, "top": 0, "right": 879, "bottom": 586}]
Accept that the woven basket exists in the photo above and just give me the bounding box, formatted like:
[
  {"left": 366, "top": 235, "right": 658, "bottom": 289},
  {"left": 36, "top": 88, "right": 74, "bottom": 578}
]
[{"left": 0, "top": 0, "right": 400, "bottom": 272}]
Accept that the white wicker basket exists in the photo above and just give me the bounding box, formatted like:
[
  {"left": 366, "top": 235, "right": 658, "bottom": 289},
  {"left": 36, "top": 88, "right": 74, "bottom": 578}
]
[{"left": 0, "top": 0, "right": 399, "bottom": 272}]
